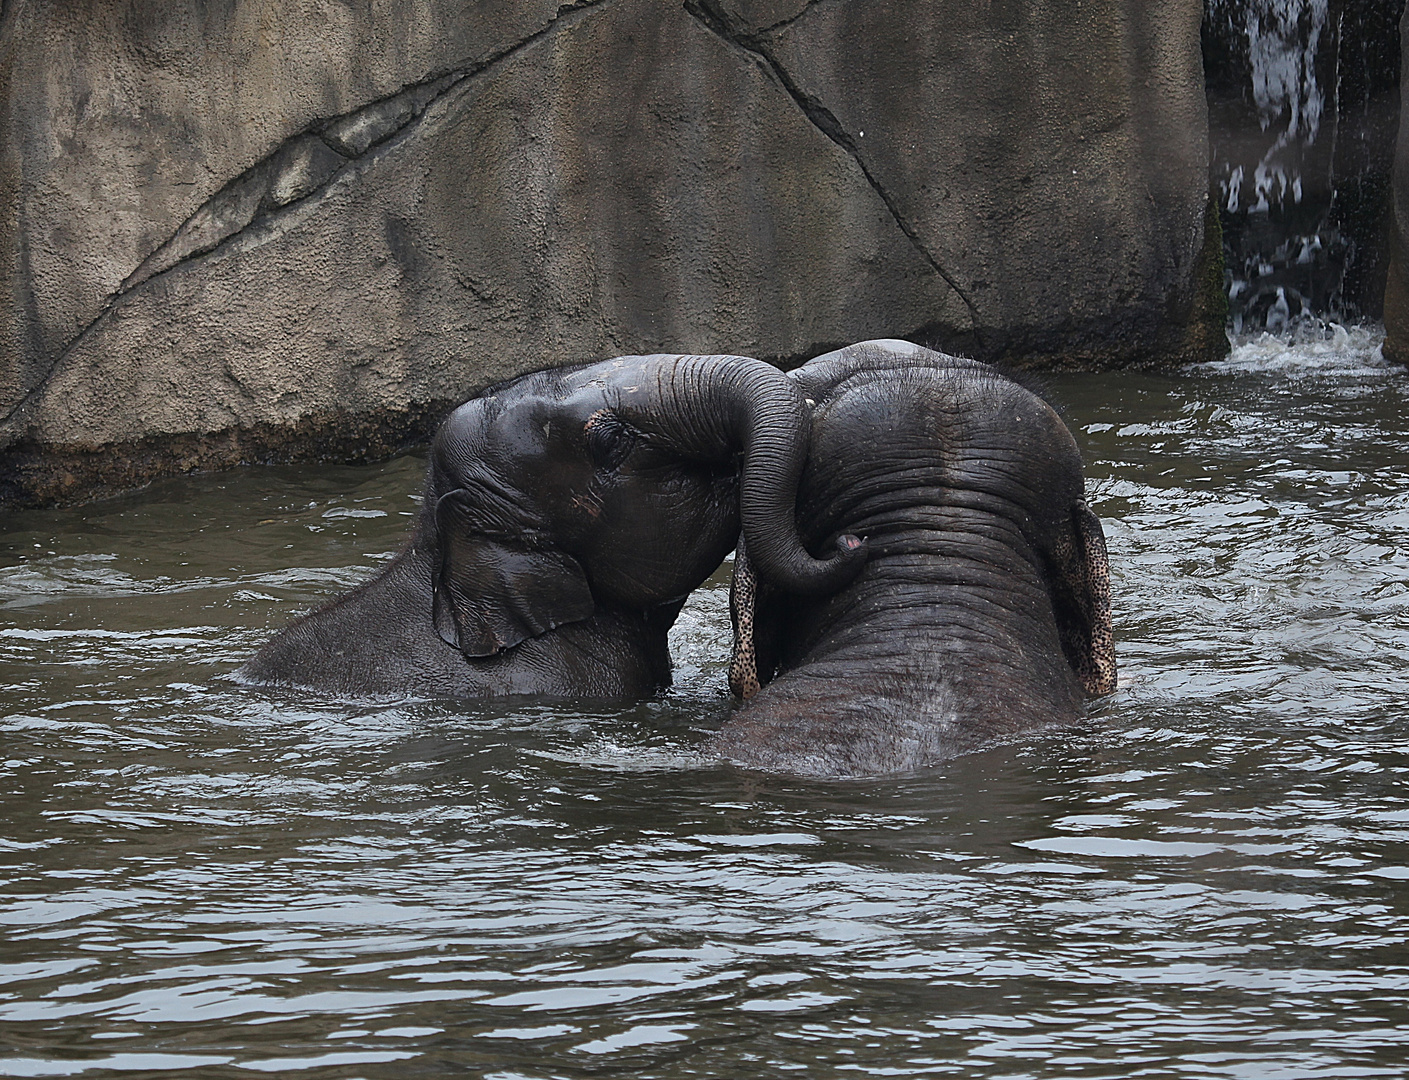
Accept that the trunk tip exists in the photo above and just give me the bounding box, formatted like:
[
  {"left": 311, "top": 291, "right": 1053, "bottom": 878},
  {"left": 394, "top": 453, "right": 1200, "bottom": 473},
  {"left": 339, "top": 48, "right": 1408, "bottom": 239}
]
[{"left": 793, "top": 534, "right": 867, "bottom": 595}]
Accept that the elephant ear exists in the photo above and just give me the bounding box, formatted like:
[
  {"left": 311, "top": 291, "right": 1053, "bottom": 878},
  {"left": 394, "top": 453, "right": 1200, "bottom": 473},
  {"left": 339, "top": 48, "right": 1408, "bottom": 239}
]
[
  {"left": 432, "top": 493, "right": 596, "bottom": 658},
  {"left": 1050, "top": 500, "right": 1117, "bottom": 696}
]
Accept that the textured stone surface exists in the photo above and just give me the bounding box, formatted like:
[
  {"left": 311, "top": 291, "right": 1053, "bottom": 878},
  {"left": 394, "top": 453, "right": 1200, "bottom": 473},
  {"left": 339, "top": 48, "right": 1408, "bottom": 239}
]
[
  {"left": 0, "top": 0, "right": 1222, "bottom": 507},
  {"left": 705, "top": 0, "right": 1222, "bottom": 365}
]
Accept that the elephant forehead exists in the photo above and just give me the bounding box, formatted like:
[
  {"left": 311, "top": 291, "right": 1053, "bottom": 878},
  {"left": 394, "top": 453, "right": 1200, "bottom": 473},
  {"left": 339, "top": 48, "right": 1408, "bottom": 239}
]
[
  {"left": 793, "top": 341, "right": 988, "bottom": 398},
  {"left": 533, "top": 363, "right": 665, "bottom": 419},
  {"left": 559, "top": 355, "right": 674, "bottom": 398},
  {"left": 822, "top": 367, "right": 1066, "bottom": 437}
]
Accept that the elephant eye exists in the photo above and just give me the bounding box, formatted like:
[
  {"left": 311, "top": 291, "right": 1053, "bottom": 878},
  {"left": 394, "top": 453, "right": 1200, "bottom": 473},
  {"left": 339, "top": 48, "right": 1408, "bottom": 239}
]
[{"left": 584, "top": 409, "right": 640, "bottom": 470}]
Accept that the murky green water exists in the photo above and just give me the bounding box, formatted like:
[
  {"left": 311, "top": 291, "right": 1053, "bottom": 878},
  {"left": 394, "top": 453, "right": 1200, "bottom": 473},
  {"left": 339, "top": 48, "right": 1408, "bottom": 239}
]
[{"left": 2, "top": 327, "right": 1407, "bottom": 1078}]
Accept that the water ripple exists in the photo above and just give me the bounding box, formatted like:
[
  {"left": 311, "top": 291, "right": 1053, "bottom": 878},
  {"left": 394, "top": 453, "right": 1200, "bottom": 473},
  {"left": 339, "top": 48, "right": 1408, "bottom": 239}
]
[{"left": 3, "top": 339, "right": 1409, "bottom": 1076}]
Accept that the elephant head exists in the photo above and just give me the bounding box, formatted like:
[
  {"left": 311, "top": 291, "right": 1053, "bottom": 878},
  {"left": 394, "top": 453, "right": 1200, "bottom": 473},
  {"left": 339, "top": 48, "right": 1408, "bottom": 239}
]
[
  {"left": 716, "top": 339, "right": 1115, "bottom": 775},
  {"left": 240, "top": 352, "right": 864, "bottom": 698},
  {"left": 426, "top": 352, "right": 865, "bottom": 660}
]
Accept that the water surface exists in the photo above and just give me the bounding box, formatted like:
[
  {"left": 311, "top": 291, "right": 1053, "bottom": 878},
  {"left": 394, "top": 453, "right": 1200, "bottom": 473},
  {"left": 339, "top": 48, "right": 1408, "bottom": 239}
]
[{"left": 2, "top": 326, "right": 1407, "bottom": 1078}]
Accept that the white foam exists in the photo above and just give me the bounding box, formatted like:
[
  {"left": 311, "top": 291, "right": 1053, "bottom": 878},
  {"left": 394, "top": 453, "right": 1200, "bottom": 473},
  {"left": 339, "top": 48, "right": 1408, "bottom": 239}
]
[
  {"left": 524, "top": 742, "right": 711, "bottom": 773},
  {"left": 1196, "top": 322, "right": 1392, "bottom": 377}
]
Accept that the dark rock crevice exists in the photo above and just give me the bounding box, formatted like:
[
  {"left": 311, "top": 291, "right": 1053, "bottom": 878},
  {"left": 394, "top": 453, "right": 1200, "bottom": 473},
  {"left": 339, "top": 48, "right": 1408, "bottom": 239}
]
[
  {"left": 682, "top": 0, "right": 986, "bottom": 348},
  {"left": 0, "top": 0, "right": 612, "bottom": 437},
  {"left": 116, "top": 68, "right": 472, "bottom": 297}
]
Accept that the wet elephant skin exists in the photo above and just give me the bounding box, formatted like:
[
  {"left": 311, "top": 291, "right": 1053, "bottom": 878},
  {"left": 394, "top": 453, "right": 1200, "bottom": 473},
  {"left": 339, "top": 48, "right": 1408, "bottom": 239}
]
[
  {"left": 238, "top": 352, "right": 862, "bottom": 700},
  {"left": 715, "top": 339, "right": 1115, "bottom": 777}
]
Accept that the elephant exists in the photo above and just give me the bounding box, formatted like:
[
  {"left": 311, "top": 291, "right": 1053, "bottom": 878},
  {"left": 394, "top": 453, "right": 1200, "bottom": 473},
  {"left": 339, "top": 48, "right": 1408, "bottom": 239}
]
[
  {"left": 238, "top": 353, "right": 865, "bottom": 699},
  {"left": 712, "top": 339, "right": 1116, "bottom": 777}
]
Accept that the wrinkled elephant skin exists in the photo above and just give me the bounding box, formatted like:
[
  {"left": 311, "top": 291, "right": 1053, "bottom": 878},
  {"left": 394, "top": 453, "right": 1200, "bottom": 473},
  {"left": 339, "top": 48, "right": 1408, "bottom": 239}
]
[
  {"left": 715, "top": 339, "right": 1116, "bottom": 776},
  {"left": 237, "top": 352, "right": 862, "bottom": 700}
]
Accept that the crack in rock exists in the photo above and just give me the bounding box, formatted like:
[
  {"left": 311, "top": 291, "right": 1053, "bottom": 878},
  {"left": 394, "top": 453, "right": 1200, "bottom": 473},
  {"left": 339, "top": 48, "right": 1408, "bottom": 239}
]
[
  {"left": 752, "top": 0, "right": 832, "bottom": 37},
  {"left": 2, "top": 0, "right": 609, "bottom": 435},
  {"left": 118, "top": 72, "right": 461, "bottom": 294},
  {"left": 684, "top": 0, "right": 984, "bottom": 341},
  {"left": 125, "top": 0, "right": 609, "bottom": 298}
]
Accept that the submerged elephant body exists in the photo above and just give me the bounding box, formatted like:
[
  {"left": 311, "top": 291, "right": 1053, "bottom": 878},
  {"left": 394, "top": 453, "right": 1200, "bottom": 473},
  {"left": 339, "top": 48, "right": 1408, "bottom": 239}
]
[
  {"left": 238, "top": 540, "right": 680, "bottom": 699},
  {"left": 715, "top": 340, "right": 1115, "bottom": 777},
  {"left": 241, "top": 340, "right": 1112, "bottom": 756},
  {"left": 239, "top": 353, "right": 862, "bottom": 699}
]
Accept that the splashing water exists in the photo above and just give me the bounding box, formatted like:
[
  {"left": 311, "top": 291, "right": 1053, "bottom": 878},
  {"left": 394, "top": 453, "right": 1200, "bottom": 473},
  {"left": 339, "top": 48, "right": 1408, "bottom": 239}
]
[
  {"left": 1244, "top": 0, "right": 1326, "bottom": 214},
  {"left": 1202, "top": 319, "right": 1389, "bottom": 374}
]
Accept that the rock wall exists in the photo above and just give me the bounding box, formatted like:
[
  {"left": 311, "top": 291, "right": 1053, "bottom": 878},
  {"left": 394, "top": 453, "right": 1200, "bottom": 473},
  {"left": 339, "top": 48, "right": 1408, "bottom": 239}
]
[{"left": 0, "top": 0, "right": 1223, "bottom": 507}]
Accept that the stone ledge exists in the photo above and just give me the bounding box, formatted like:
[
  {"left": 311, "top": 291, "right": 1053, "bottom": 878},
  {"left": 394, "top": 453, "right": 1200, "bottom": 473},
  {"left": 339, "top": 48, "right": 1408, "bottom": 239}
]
[{"left": 0, "top": 404, "right": 452, "bottom": 510}]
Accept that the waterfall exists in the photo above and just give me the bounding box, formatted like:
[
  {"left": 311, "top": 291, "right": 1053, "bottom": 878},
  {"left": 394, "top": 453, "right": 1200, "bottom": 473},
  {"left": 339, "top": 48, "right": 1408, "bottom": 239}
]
[{"left": 1204, "top": 0, "right": 1403, "bottom": 332}]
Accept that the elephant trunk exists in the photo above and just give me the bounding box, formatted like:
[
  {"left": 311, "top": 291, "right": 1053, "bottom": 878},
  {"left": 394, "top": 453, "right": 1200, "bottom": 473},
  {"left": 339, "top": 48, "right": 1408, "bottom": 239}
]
[{"left": 616, "top": 354, "right": 866, "bottom": 595}]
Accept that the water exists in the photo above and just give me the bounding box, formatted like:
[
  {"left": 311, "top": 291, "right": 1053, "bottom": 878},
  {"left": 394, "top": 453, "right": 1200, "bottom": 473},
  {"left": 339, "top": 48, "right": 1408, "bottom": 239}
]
[{"left": 2, "top": 326, "right": 1408, "bottom": 1078}]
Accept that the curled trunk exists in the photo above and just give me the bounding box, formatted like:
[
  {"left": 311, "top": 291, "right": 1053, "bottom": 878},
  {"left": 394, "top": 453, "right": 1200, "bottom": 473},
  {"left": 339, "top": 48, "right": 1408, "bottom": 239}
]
[{"left": 612, "top": 354, "right": 866, "bottom": 595}]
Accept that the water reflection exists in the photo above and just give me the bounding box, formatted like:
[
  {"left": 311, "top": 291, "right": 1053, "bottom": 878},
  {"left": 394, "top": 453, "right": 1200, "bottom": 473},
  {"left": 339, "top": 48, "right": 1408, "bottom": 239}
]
[{"left": 1, "top": 327, "right": 1407, "bottom": 1077}]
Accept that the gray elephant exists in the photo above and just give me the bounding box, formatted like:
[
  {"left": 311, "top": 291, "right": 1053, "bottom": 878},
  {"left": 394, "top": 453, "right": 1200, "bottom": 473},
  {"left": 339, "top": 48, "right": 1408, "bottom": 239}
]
[
  {"left": 238, "top": 353, "right": 864, "bottom": 699},
  {"left": 714, "top": 339, "right": 1116, "bottom": 776}
]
